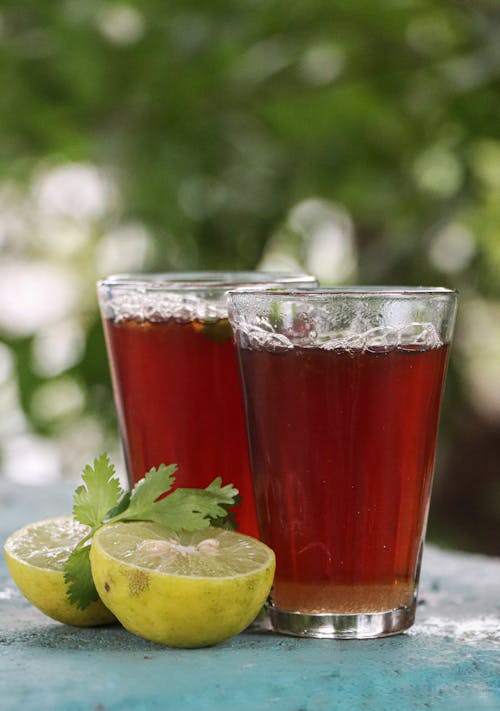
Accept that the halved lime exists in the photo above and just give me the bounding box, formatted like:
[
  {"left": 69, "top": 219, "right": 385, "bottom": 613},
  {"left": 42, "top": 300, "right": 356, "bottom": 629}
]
[
  {"left": 90, "top": 521, "right": 275, "bottom": 648},
  {"left": 4, "top": 516, "right": 115, "bottom": 627}
]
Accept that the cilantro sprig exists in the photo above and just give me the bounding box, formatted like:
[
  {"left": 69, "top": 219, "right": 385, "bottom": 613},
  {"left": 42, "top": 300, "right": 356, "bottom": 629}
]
[{"left": 64, "top": 454, "right": 239, "bottom": 610}]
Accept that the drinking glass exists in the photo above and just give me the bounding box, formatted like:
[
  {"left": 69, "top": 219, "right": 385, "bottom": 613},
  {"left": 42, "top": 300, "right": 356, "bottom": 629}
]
[
  {"left": 97, "top": 272, "right": 316, "bottom": 538},
  {"left": 227, "top": 287, "right": 457, "bottom": 637}
]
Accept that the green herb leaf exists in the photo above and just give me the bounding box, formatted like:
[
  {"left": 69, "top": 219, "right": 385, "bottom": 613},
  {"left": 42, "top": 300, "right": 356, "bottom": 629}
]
[
  {"left": 118, "top": 477, "right": 239, "bottom": 530},
  {"left": 72, "top": 453, "right": 123, "bottom": 528},
  {"left": 199, "top": 319, "right": 232, "bottom": 343},
  {"left": 210, "top": 494, "right": 241, "bottom": 530},
  {"left": 111, "top": 473, "right": 238, "bottom": 531},
  {"left": 65, "top": 455, "right": 240, "bottom": 609},
  {"left": 269, "top": 300, "right": 282, "bottom": 329},
  {"left": 64, "top": 545, "right": 99, "bottom": 610},
  {"left": 104, "top": 490, "right": 132, "bottom": 520},
  {"left": 113, "top": 464, "right": 177, "bottom": 521}
]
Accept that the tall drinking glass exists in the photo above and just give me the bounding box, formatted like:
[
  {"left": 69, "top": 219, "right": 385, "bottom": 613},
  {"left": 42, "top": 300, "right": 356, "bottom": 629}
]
[
  {"left": 97, "top": 272, "right": 316, "bottom": 538},
  {"left": 228, "top": 287, "right": 457, "bottom": 637}
]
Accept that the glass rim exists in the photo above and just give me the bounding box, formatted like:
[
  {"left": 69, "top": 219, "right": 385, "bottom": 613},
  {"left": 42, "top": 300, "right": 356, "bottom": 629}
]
[
  {"left": 97, "top": 271, "right": 317, "bottom": 291},
  {"left": 227, "top": 285, "right": 458, "bottom": 298}
]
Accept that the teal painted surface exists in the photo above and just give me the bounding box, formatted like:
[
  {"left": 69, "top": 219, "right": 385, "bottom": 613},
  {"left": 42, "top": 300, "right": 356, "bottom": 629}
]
[{"left": 1, "top": 480, "right": 499, "bottom": 711}]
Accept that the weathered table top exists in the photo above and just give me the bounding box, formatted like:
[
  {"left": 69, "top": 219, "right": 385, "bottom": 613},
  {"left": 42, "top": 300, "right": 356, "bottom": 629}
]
[{"left": 1, "top": 479, "right": 499, "bottom": 711}]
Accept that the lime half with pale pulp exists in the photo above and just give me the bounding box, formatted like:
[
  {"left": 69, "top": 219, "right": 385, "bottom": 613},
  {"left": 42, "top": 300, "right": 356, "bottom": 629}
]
[
  {"left": 90, "top": 521, "right": 275, "bottom": 648},
  {"left": 4, "top": 516, "right": 116, "bottom": 627}
]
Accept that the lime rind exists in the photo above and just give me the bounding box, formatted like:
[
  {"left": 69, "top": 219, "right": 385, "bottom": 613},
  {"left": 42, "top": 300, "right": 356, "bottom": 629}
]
[
  {"left": 90, "top": 521, "right": 275, "bottom": 647},
  {"left": 4, "top": 516, "right": 115, "bottom": 627}
]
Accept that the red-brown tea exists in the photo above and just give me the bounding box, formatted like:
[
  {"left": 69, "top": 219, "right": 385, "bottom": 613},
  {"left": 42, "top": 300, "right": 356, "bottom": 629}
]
[
  {"left": 238, "top": 343, "right": 449, "bottom": 613},
  {"left": 103, "top": 316, "right": 259, "bottom": 537}
]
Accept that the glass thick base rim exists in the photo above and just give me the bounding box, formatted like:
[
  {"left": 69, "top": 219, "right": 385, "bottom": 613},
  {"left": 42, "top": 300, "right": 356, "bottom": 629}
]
[{"left": 268, "top": 600, "right": 416, "bottom": 639}]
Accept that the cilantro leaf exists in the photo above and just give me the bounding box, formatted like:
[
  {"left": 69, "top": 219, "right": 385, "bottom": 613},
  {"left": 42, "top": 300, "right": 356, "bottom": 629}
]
[
  {"left": 209, "top": 494, "right": 241, "bottom": 530},
  {"left": 105, "top": 490, "right": 132, "bottom": 520},
  {"left": 115, "top": 476, "right": 239, "bottom": 531},
  {"left": 199, "top": 319, "right": 232, "bottom": 343},
  {"left": 115, "top": 464, "right": 177, "bottom": 521},
  {"left": 64, "top": 545, "right": 99, "bottom": 610},
  {"left": 73, "top": 453, "right": 123, "bottom": 528},
  {"left": 204, "top": 476, "right": 239, "bottom": 503},
  {"left": 63, "top": 454, "right": 240, "bottom": 610}
]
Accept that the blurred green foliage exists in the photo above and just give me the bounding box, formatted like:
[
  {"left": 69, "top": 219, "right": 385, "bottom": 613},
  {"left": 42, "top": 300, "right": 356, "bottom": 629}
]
[
  {"left": 1, "top": 0, "right": 499, "bottom": 279},
  {"left": 0, "top": 0, "right": 499, "bottom": 553}
]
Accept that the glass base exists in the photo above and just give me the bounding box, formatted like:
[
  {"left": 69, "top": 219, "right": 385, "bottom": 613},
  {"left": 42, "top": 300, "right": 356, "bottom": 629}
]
[{"left": 268, "top": 600, "right": 416, "bottom": 639}]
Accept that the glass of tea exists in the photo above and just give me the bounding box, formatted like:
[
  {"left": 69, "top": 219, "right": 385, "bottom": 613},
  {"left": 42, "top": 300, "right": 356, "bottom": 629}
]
[
  {"left": 97, "top": 272, "right": 316, "bottom": 538},
  {"left": 227, "top": 286, "right": 458, "bottom": 638}
]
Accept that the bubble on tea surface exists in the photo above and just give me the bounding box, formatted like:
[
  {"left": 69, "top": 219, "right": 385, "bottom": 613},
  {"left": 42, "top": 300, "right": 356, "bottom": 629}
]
[
  {"left": 396, "top": 322, "right": 442, "bottom": 349},
  {"left": 321, "top": 322, "right": 442, "bottom": 352},
  {"left": 103, "top": 289, "right": 227, "bottom": 324},
  {"left": 236, "top": 314, "right": 294, "bottom": 352}
]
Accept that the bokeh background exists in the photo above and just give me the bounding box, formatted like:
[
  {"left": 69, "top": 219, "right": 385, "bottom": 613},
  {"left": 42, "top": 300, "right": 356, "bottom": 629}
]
[{"left": 0, "top": 0, "right": 499, "bottom": 555}]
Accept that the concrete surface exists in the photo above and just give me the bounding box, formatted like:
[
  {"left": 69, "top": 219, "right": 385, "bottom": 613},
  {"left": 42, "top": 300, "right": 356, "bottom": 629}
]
[{"left": 1, "top": 480, "right": 499, "bottom": 711}]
